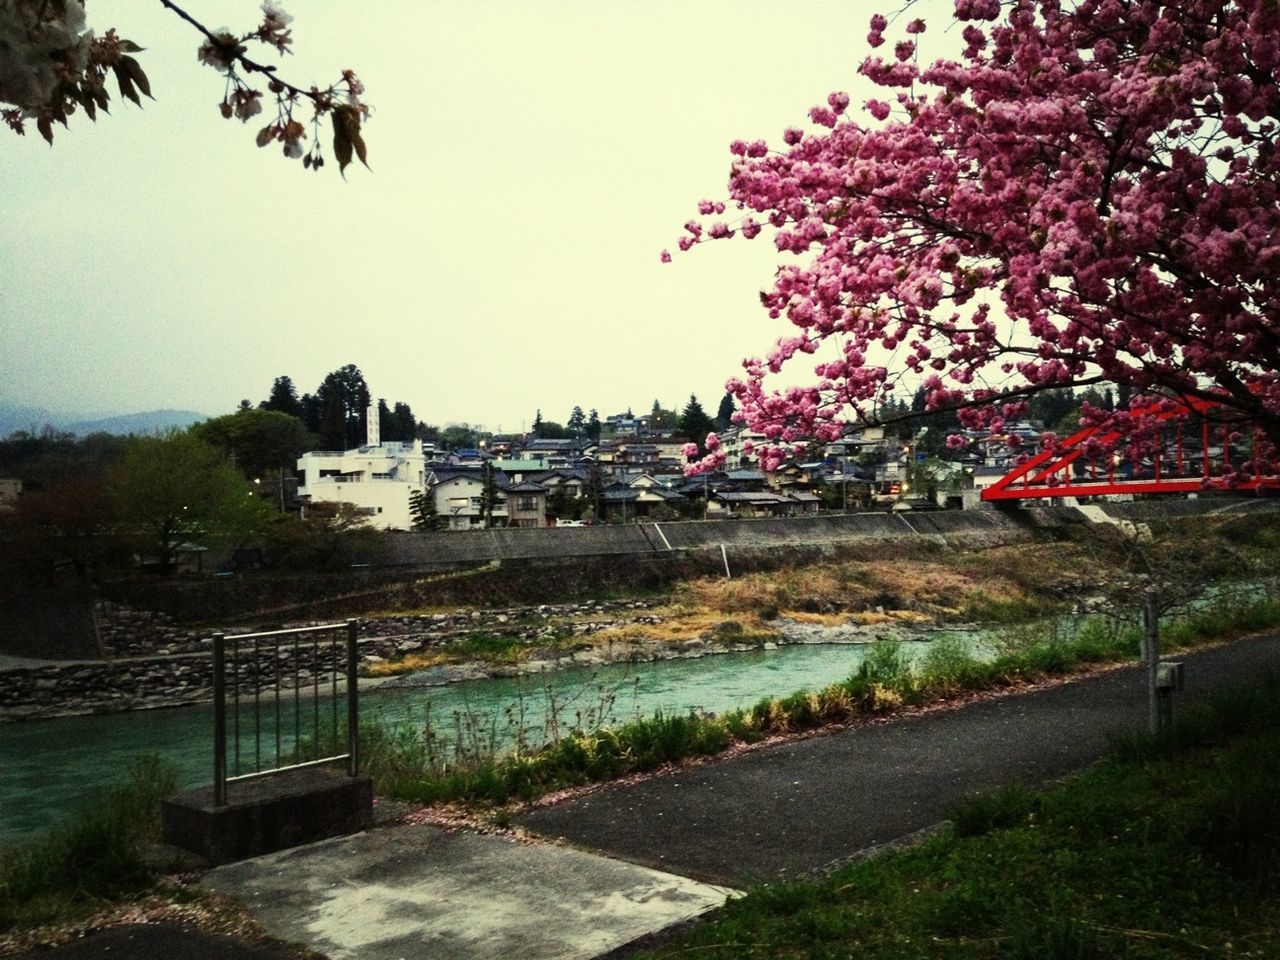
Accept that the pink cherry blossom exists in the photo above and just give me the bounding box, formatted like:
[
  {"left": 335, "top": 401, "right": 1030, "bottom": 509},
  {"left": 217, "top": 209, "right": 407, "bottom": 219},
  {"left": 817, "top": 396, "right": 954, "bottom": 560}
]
[{"left": 675, "top": 0, "right": 1280, "bottom": 475}]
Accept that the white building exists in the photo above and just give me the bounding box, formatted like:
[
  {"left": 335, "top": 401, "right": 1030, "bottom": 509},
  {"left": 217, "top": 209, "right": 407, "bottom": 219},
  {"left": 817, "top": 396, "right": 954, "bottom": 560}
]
[{"left": 296, "top": 403, "right": 428, "bottom": 530}]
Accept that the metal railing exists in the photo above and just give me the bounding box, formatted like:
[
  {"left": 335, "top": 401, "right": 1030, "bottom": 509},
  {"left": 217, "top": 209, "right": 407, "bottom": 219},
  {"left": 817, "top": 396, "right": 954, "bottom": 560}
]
[{"left": 211, "top": 620, "right": 359, "bottom": 806}]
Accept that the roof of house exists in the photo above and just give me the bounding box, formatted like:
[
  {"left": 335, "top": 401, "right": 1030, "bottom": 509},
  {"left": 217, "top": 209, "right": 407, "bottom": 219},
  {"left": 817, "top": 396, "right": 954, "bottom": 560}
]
[
  {"left": 429, "top": 468, "right": 511, "bottom": 489},
  {"left": 713, "top": 491, "right": 794, "bottom": 504},
  {"left": 507, "top": 480, "right": 549, "bottom": 494}
]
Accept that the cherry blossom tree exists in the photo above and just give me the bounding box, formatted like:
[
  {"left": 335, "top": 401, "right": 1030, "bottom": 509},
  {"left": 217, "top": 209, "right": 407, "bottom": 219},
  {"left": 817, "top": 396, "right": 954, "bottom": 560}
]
[
  {"left": 672, "top": 0, "right": 1280, "bottom": 472},
  {"left": 0, "top": 0, "right": 369, "bottom": 173}
]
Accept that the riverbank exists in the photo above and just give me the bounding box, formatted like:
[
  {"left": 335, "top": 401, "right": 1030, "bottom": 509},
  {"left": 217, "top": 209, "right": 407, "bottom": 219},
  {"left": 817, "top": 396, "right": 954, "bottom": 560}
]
[
  {"left": 5, "top": 516, "right": 1277, "bottom": 721},
  {"left": 0, "top": 611, "right": 939, "bottom": 722}
]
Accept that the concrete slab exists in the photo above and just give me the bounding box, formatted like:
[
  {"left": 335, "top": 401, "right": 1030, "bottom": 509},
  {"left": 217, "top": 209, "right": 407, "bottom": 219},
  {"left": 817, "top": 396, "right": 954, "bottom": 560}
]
[{"left": 201, "top": 822, "right": 733, "bottom": 960}]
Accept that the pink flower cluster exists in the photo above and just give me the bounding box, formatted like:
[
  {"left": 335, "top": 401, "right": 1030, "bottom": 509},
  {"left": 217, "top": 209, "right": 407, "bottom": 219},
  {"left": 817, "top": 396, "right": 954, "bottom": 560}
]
[{"left": 674, "top": 0, "right": 1280, "bottom": 475}]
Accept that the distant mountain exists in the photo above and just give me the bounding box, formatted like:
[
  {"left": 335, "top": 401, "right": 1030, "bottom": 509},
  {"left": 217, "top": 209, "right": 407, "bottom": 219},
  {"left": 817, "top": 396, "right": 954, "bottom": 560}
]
[
  {"left": 0, "top": 405, "right": 57, "bottom": 437},
  {"left": 0, "top": 405, "right": 209, "bottom": 438},
  {"left": 62, "top": 409, "right": 209, "bottom": 436}
]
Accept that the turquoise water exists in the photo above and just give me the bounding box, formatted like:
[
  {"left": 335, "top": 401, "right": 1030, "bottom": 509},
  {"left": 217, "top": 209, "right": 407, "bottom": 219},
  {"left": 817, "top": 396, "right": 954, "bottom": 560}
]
[{"left": 0, "top": 639, "right": 951, "bottom": 847}]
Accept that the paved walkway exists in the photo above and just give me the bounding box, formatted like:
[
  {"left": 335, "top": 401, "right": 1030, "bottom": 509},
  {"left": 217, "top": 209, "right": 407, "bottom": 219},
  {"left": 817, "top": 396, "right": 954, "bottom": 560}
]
[
  {"left": 13, "top": 633, "right": 1280, "bottom": 959},
  {"left": 518, "top": 633, "right": 1280, "bottom": 886}
]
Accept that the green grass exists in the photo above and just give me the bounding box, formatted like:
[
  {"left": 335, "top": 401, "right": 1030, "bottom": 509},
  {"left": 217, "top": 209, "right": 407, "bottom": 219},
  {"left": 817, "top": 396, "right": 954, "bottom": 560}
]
[
  {"left": 0, "top": 755, "right": 178, "bottom": 933},
  {"left": 357, "top": 594, "right": 1280, "bottom": 810},
  {"left": 633, "top": 676, "right": 1280, "bottom": 959}
]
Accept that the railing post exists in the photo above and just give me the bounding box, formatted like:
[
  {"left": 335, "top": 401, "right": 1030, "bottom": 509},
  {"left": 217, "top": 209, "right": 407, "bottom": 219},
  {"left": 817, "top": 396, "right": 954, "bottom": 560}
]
[
  {"left": 346, "top": 618, "right": 359, "bottom": 776},
  {"left": 213, "top": 633, "right": 227, "bottom": 806}
]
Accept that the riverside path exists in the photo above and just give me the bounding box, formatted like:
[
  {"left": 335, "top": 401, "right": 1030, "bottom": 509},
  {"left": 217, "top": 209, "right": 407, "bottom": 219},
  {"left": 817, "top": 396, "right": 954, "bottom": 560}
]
[{"left": 12, "top": 632, "right": 1280, "bottom": 960}]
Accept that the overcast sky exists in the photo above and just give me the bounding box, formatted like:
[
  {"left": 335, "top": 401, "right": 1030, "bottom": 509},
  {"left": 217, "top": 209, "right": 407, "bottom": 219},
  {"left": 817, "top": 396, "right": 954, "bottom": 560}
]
[{"left": 4, "top": 1, "right": 943, "bottom": 433}]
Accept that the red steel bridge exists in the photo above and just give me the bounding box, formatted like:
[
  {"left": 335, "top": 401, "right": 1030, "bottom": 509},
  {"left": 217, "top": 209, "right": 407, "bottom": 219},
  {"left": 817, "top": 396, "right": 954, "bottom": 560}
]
[{"left": 981, "top": 395, "right": 1280, "bottom": 502}]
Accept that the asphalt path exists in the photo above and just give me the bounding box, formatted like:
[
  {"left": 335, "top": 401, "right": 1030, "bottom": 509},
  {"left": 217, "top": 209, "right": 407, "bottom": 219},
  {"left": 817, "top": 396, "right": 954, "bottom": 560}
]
[{"left": 516, "top": 632, "right": 1280, "bottom": 887}]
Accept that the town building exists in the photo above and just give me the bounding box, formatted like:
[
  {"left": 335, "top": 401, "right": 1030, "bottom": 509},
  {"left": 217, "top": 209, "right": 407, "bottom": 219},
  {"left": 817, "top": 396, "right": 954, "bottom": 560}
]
[{"left": 295, "top": 403, "right": 428, "bottom": 530}]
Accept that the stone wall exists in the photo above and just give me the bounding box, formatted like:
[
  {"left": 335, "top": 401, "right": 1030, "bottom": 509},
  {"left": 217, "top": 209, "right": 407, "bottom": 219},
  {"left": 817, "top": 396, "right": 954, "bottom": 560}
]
[{"left": 1, "top": 598, "right": 661, "bottom": 721}]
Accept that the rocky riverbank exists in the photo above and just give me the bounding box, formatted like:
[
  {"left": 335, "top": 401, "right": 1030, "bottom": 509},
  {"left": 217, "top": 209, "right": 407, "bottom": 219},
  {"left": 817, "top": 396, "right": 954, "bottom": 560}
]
[{"left": 0, "top": 602, "right": 935, "bottom": 722}]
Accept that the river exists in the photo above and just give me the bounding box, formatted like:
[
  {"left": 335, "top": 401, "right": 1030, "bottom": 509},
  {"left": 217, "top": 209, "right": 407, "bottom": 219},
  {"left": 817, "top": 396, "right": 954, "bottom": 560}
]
[{"left": 0, "top": 635, "right": 968, "bottom": 846}]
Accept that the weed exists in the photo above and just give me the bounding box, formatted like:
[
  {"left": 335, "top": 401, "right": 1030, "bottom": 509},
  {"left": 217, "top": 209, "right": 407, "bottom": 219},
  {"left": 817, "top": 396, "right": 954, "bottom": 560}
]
[
  {"left": 0, "top": 756, "right": 178, "bottom": 932},
  {"left": 950, "top": 783, "right": 1040, "bottom": 838}
]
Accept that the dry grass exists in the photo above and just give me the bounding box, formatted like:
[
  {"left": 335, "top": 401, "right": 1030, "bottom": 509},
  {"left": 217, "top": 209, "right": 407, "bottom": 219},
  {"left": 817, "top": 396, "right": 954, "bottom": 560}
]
[
  {"left": 364, "top": 652, "right": 453, "bottom": 677},
  {"left": 589, "top": 611, "right": 778, "bottom": 647}
]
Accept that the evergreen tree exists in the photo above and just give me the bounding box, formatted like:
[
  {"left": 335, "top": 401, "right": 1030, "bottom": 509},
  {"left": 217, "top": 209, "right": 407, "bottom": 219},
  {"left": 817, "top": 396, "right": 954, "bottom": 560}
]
[
  {"left": 714, "top": 392, "right": 736, "bottom": 432},
  {"left": 678, "top": 394, "right": 716, "bottom": 448},
  {"left": 587, "top": 409, "right": 601, "bottom": 444},
  {"left": 532, "top": 409, "right": 544, "bottom": 439},
  {"left": 408, "top": 489, "right": 436, "bottom": 531},
  {"left": 376, "top": 399, "right": 394, "bottom": 441},
  {"left": 567, "top": 406, "right": 586, "bottom": 437},
  {"left": 479, "top": 461, "right": 499, "bottom": 528},
  {"left": 391, "top": 402, "right": 416, "bottom": 441},
  {"left": 300, "top": 392, "right": 324, "bottom": 434},
  {"left": 320, "top": 393, "right": 346, "bottom": 451},
  {"left": 583, "top": 460, "right": 606, "bottom": 521},
  {"left": 260, "top": 376, "right": 303, "bottom": 419},
  {"left": 314, "top": 364, "right": 370, "bottom": 449}
]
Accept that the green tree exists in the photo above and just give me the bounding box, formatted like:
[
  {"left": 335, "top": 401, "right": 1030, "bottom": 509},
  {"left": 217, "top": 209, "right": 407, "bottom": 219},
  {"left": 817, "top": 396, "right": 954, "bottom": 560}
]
[
  {"left": 389, "top": 402, "right": 416, "bottom": 442},
  {"left": 408, "top": 488, "right": 437, "bottom": 531},
  {"left": 260, "top": 375, "right": 304, "bottom": 419},
  {"left": 479, "top": 461, "right": 499, "bottom": 529},
  {"left": 319, "top": 392, "right": 346, "bottom": 451},
  {"left": 587, "top": 409, "right": 601, "bottom": 445},
  {"left": 314, "top": 364, "right": 370, "bottom": 449},
  {"left": 532, "top": 409, "right": 544, "bottom": 439},
  {"left": 111, "top": 433, "right": 271, "bottom": 574},
  {"left": 191, "top": 409, "right": 315, "bottom": 482},
  {"left": 567, "top": 406, "right": 586, "bottom": 438},
  {"left": 583, "top": 460, "right": 606, "bottom": 520},
  {"left": 649, "top": 400, "right": 680, "bottom": 432},
  {"left": 263, "top": 502, "right": 380, "bottom": 570},
  {"left": 678, "top": 394, "right": 716, "bottom": 450},
  {"left": 439, "top": 424, "right": 479, "bottom": 450},
  {"left": 714, "top": 392, "right": 736, "bottom": 432},
  {"left": 537, "top": 420, "right": 569, "bottom": 440}
]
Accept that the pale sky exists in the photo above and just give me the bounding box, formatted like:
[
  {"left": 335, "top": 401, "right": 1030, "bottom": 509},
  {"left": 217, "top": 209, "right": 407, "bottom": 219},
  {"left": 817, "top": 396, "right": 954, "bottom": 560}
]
[{"left": 3, "top": 1, "right": 943, "bottom": 433}]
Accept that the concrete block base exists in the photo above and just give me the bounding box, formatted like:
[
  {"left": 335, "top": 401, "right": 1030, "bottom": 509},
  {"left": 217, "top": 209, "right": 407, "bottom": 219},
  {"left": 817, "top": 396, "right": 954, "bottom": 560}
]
[{"left": 163, "top": 765, "right": 373, "bottom": 865}]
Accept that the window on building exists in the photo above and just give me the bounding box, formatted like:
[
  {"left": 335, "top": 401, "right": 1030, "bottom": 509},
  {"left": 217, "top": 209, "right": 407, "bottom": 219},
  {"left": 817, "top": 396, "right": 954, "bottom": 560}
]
[{"left": 517, "top": 495, "right": 537, "bottom": 511}]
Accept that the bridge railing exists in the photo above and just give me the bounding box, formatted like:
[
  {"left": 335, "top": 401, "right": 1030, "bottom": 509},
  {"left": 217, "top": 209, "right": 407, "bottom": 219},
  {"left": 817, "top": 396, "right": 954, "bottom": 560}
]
[{"left": 211, "top": 620, "right": 359, "bottom": 806}]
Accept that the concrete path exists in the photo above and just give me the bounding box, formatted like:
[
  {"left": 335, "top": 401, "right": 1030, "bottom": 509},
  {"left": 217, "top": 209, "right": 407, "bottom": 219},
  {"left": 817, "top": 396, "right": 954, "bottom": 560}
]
[
  {"left": 516, "top": 633, "right": 1280, "bottom": 887},
  {"left": 199, "top": 822, "right": 732, "bottom": 960}
]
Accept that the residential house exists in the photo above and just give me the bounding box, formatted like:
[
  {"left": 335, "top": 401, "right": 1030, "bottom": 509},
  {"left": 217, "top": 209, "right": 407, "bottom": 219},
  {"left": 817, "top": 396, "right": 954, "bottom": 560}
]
[
  {"left": 506, "top": 480, "right": 549, "bottom": 528},
  {"left": 612, "top": 442, "right": 660, "bottom": 469},
  {"left": 708, "top": 490, "right": 797, "bottom": 519},
  {"left": 426, "top": 467, "right": 509, "bottom": 530},
  {"left": 604, "top": 410, "right": 642, "bottom": 436},
  {"left": 600, "top": 477, "right": 687, "bottom": 522}
]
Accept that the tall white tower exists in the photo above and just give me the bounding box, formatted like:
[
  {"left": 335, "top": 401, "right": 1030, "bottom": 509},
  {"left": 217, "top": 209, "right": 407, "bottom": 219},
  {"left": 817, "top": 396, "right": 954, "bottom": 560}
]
[{"left": 366, "top": 399, "right": 381, "bottom": 447}]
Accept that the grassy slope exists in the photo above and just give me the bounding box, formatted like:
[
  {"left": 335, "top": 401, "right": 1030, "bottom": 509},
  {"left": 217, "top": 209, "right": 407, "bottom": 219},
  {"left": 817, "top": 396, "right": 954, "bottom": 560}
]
[{"left": 635, "top": 679, "right": 1280, "bottom": 960}]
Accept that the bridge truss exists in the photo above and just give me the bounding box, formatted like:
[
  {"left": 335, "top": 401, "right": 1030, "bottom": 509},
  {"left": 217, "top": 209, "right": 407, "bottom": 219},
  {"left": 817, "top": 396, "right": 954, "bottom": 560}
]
[{"left": 981, "top": 395, "right": 1280, "bottom": 502}]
